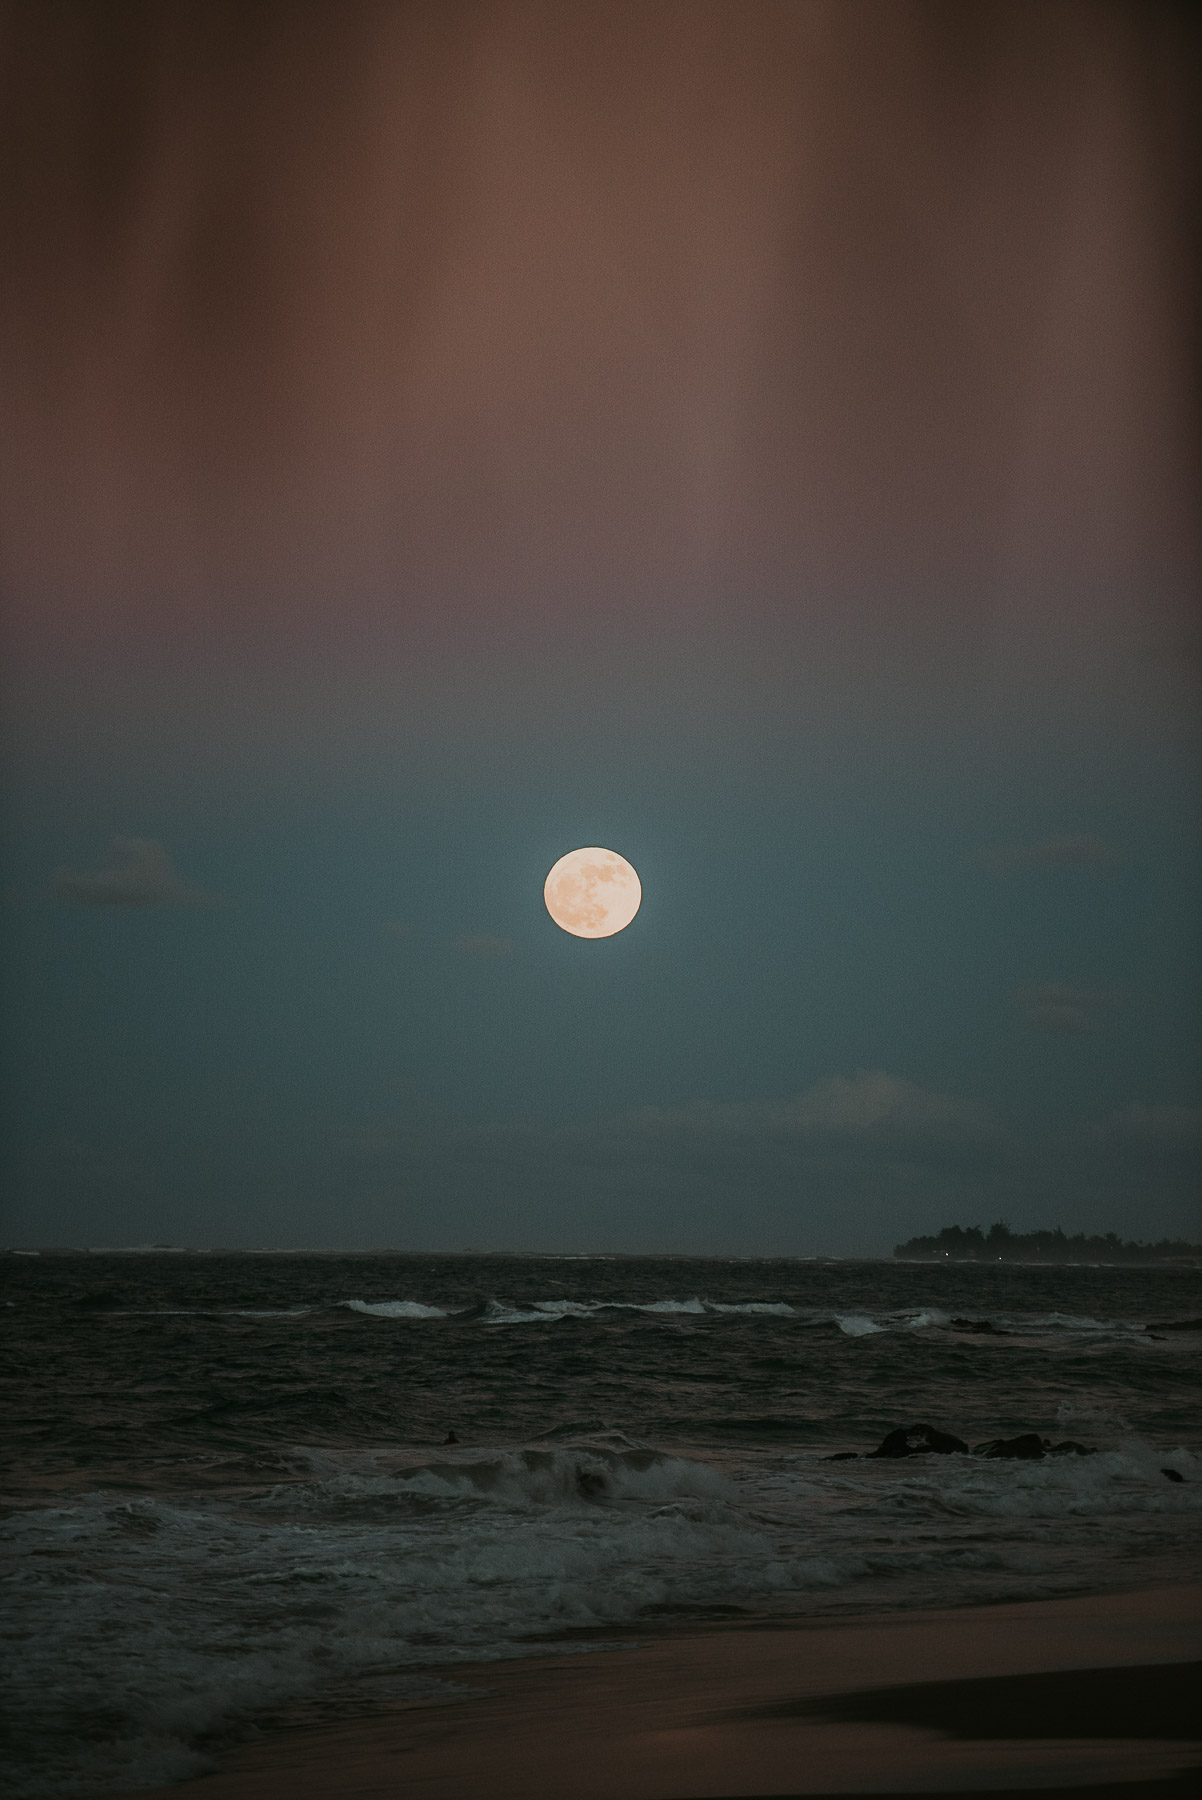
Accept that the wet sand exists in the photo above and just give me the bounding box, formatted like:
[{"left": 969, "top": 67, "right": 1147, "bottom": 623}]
[{"left": 127, "top": 1585, "right": 1201, "bottom": 1799}]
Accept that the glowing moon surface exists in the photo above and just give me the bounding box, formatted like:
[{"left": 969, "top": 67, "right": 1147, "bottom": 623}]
[{"left": 544, "top": 847, "right": 642, "bottom": 939}]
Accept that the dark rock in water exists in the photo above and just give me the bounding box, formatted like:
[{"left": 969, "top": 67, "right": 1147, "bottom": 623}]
[
  {"left": 975, "top": 1433, "right": 1047, "bottom": 1459},
  {"left": 973, "top": 1434, "right": 1096, "bottom": 1459},
  {"left": 828, "top": 1421, "right": 1098, "bottom": 1465},
  {"left": 949, "top": 1317, "right": 1006, "bottom": 1334},
  {"left": 868, "top": 1423, "right": 968, "bottom": 1458},
  {"left": 1146, "top": 1318, "right": 1202, "bottom": 1332},
  {"left": 442, "top": 1430, "right": 459, "bottom": 1445},
  {"left": 1162, "top": 1467, "right": 1185, "bottom": 1483}
]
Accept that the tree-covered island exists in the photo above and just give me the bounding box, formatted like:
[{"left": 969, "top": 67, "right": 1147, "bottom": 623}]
[{"left": 893, "top": 1221, "right": 1202, "bottom": 1263}]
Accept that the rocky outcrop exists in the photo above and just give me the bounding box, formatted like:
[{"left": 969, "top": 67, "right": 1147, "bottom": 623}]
[
  {"left": 827, "top": 1422, "right": 967, "bottom": 1461},
  {"left": 828, "top": 1423, "right": 1096, "bottom": 1461},
  {"left": 869, "top": 1423, "right": 970, "bottom": 1457},
  {"left": 974, "top": 1434, "right": 1094, "bottom": 1459}
]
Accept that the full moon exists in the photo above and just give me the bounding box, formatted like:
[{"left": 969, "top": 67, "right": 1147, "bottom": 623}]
[{"left": 544, "top": 847, "right": 642, "bottom": 939}]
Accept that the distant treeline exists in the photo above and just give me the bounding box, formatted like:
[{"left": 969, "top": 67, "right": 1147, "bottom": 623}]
[{"left": 893, "top": 1222, "right": 1202, "bottom": 1264}]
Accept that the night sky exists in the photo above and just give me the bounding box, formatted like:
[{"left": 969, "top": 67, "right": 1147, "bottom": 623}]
[{"left": 1, "top": 1, "right": 1198, "bottom": 1254}]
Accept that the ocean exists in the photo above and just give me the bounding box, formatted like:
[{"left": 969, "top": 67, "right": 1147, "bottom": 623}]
[{"left": 2, "top": 1251, "right": 1200, "bottom": 1799}]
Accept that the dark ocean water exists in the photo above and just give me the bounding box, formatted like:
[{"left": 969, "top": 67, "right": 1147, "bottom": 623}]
[{"left": 2, "top": 1251, "right": 1200, "bottom": 1798}]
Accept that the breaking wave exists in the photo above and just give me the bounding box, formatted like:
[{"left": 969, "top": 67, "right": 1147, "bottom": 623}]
[
  {"left": 5, "top": 1252, "right": 1199, "bottom": 1799},
  {"left": 343, "top": 1298, "right": 449, "bottom": 1318},
  {"left": 324, "top": 1299, "right": 1182, "bottom": 1339},
  {"left": 62, "top": 1296, "right": 1195, "bottom": 1341},
  {"left": 5, "top": 1436, "right": 1198, "bottom": 1800}
]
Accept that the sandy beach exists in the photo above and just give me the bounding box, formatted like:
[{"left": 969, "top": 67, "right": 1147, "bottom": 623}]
[{"left": 125, "top": 1585, "right": 1201, "bottom": 1800}]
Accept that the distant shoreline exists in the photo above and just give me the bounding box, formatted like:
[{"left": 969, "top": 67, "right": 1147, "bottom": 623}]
[
  {"left": 895, "top": 1224, "right": 1202, "bottom": 1266},
  {"left": 893, "top": 1252, "right": 1202, "bottom": 1267},
  {"left": 893, "top": 1256, "right": 1202, "bottom": 1268}
]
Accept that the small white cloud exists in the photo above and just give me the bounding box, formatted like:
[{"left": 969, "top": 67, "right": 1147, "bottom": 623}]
[
  {"left": 978, "top": 834, "right": 1119, "bottom": 874},
  {"left": 52, "top": 838, "right": 225, "bottom": 909},
  {"left": 1017, "top": 983, "right": 1120, "bottom": 1035},
  {"left": 624, "top": 1071, "right": 999, "bottom": 1157},
  {"left": 451, "top": 932, "right": 516, "bottom": 957},
  {"left": 786, "top": 1070, "right": 997, "bottom": 1142}
]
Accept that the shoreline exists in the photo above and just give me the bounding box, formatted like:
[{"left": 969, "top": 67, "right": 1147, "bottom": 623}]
[{"left": 123, "top": 1583, "right": 1202, "bottom": 1800}]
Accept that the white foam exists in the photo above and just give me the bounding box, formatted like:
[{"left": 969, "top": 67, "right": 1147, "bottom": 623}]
[
  {"left": 709, "top": 1301, "right": 796, "bottom": 1316},
  {"left": 864, "top": 1444, "right": 1202, "bottom": 1524},
  {"left": 466, "top": 1297, "right": 718, "bottom": 1323},
  {"left": 834, "top": 1313, "right": 884, "bottom": 1336},
  {"left": 476, "top": 1300, "right": 558, "bottom": 1323},
  {"left": 326, "top": 1296, "right": 966, "bottom": 1327},
  {"left": 285, "top": 1447, "right": 736, "bottom": 1512},
  {"left": 809, "top": 1308, "right": 1156, "bottom": 1341},
  {"left": 342, "top": 1299, "right": 448, "bottom": 1318},
  {"left": 6, "top": 1436, "right": 1200, "bottom": 1800},
  {"left": 0, "top": 1454, "right": 788, "bottom": 1800}
]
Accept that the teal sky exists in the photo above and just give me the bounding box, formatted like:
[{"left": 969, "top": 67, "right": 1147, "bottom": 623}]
[{"left": 1, "top": 2, "right": 1198, "bottom": 1252}]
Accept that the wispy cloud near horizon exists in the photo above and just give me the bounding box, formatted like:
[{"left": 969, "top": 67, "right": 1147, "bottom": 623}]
[
  {"left": 52, "top": 838, "right": 226, "bottom": 909},
  {"left": 1017, "top": 983, "right": 1123, "bottom": 1036}
]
